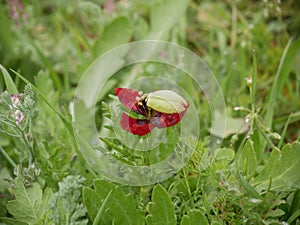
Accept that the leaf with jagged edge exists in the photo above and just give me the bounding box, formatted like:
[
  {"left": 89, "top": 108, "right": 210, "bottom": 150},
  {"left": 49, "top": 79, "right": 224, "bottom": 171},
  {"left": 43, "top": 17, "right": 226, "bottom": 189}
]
[{"left": 6, "top": 170, "right": 52, "bottom": 225}]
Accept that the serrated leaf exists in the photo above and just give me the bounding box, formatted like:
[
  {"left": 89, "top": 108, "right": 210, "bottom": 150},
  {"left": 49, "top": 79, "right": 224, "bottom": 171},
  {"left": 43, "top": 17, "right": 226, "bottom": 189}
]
[
  {"left": 94, "top": 16, "right": 132, "bottom": 57},
  {"left": 146, "top": 184, "right": 176, "bottom": 225},
  {"left": 6, "top": 171, "right": 52, "bottom": 225},
  {"left": 48, "top": 175, "right": 87, "bottom": 225},
  {"left": 83, "top": 179, "right": 144, "bottom": 225},
  {"left": 252, "top": 141, "right": 300, "bottom": 192},
  {"left": 181, "top": 210, "right": 209, "bottom": 225}
]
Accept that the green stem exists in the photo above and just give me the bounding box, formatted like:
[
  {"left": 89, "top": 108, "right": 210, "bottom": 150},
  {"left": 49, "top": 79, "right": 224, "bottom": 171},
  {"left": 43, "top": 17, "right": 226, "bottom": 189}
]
[
  {"left": 278, "top": 113, "right": 292, "bottom": 149},
  {"left": 255, "top": 117, "right": 279, "bottom": 151},
  {"left": 93, "top": 190, "right": 113, "bottom": 225},
  {"left": 183, "top": 167, "right": 194, "bottom": 208},
  {"left": 0, "top": 146, "right": 17, "bottom": 168}
]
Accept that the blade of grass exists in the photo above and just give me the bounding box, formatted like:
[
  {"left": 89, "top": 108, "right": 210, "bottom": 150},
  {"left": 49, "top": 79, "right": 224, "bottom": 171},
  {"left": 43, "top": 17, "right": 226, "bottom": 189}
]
[
  {"left": 262, "top": 37, "right": 300, "bottom": 149},
  {"left": 0, "top": 65, "right": 18, "bottom": 94},
  {"left": 0, "top": 146, "right": 17, "bottom": 168},
  {"left": 251, "top": 51, "right": 257, "bottom": 110},
  {"left": 264, "top": 38, "right": 300, "bottom": 129},
  {"left": 273, "top": 111, "right": 300, "bottom": 125},
  {"left": 236, "top": 169, "right": 263, "bottom": 200},
  {"left": 278, "top": 113, "right": 292, "bottom": 149},
  {"left": 92, "top": 189, "right": 113, "bottom": 225},
  {"left": 287, "top": 209, "right": 300, "bottom": 224}
]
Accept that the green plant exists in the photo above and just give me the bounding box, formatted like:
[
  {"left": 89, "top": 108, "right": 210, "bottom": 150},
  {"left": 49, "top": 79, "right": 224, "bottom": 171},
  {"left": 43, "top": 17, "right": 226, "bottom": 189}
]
[{"left": 1, "top": 0, "right": 300, "bottom": 224}]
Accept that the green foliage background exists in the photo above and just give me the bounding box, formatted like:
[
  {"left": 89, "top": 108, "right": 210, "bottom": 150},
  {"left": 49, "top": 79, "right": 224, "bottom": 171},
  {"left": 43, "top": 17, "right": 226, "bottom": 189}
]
[{"left": 0, "top": 0, "right": 300, "bottom": 224}]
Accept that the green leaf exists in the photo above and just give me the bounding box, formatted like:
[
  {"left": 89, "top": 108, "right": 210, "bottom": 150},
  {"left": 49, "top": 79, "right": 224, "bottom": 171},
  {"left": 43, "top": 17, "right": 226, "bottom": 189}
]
[
  {"left": 0, "top": 64, "right": 18, "bottom": 94},
  {"left": 92, "top": 190, "right": 113, "bottom": 225},
  {"left": 263, "top": 38, "right": 300, "bottom": 149},
  {"left": 48, "top": 175, "right": 87, "bottom": 225},
  {"left": 170, "top": 177, "right": 198, "bottom": 198},
  {"left": 236, "top": 139, "right": 258, "bottom": 177},
  {"left": 251, "top": 52, "right": 257, "bottom": 108},
  {"left": 83, "top": 179, "right": 144, "bottom": 225},
  {"left": 10, "top": 69, "right": 92, "bottom": 177},
  {"left": 0, "top": 217, "right": 26, "bottom": 225},
  {"left": 148, "top": 0, "right": 189, "bottom": 40},
  {"left": 6, "top": 170, "right": 52, "bottom": 225},
  {"left": 266, "top": 209, "right": 285, "bottom": 218},
  {"left": 286, "top": 190, "right": 300, "bottom": 222},
  {"left": 253, "top": 141, "right": 300, "bottom": 192},
  {"left": 211, "top": 221, "right": 222, "bottom": 225},
  {"left": 94, "top": 16, "right": 132, "bottom": 57},
  {"left": 34, "top": 70, "right": 59, "bottom": 103},
  {"left": 212, "top": 148, "right": 235, "bottom": 170},
  {"left": 146, "top": 184, "right": 176, "bottom": 225},
  {"left": 181, "top": 210, "right": 209, "bottom": 225},
  {"left": 264, "top": 38, "right": 300, "bottom": 125},
  {"left": 236, "top": 168, "right": 262, "bottom": 200},
  {"left": 287, "top": 209, "right": 300, "bottom": 224}
]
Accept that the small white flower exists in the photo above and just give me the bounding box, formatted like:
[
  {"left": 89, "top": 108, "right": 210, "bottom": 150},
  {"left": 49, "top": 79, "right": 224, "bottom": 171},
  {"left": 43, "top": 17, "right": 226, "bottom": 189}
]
[
  {"left": 246, "top": 77, "right": 252, "bottom": 85},
  {"left": 14, "top": 110, "right": 25, "bottom": 124},
  {"left": 10, "top": 94, "right": 22, "bottom": 107}
]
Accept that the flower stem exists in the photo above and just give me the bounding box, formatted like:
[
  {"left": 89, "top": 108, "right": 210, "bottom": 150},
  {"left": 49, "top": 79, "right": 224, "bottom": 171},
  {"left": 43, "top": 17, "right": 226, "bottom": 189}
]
[{"left": 0, "top": 146, "right": 17, "bottom": 168}]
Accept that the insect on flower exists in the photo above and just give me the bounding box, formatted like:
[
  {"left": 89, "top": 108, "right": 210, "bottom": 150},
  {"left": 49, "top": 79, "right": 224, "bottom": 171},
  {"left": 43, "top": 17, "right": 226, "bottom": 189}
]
[{"left": 114, "top": 87, "right": 190, "bottom": 136}]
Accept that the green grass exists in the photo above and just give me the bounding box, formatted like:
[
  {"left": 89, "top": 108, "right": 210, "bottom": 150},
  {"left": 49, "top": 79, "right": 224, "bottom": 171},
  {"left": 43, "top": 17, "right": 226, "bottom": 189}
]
[{"left": 1, "top": 0, "right": 300, "bottom": 224}]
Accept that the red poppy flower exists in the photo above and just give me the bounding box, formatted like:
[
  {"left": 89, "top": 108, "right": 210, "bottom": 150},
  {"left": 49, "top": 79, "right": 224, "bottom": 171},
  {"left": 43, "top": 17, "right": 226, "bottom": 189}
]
[{"left": 114, "top": 87, "right": 189, "bottom": 136}]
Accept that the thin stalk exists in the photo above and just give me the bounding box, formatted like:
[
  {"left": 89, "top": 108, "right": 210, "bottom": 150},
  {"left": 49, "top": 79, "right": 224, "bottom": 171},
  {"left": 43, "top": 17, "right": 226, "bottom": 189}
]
[
  {"left": 93, "top": 190, "right": 113, "bottom": 225},
  {"left": 278, "top": 113, "right": 292, "bottom": 149},
  {"left": 0, "top": 146, "right": 17, "bottom": 168}
]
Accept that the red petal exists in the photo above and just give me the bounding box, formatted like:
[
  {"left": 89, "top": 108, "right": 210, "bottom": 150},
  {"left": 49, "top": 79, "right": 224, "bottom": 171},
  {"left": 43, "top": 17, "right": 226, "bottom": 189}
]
[
  {"left": 120, "top": 112, "right": 155, "bottom": 136},
  {"left": 114, "top": 88, "right": 141, "bottom": 112},
  {"left": 152, "top": 102, "right": 189, "bottom": 128}
]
